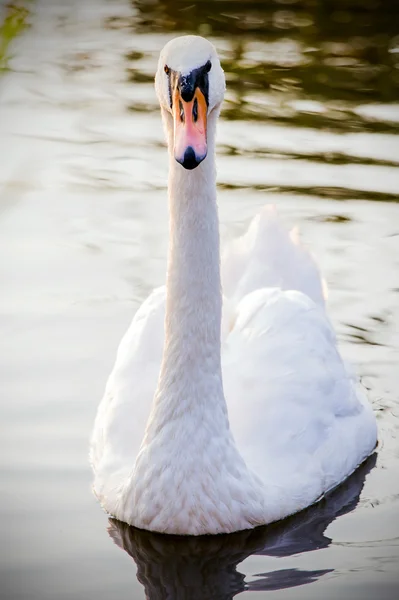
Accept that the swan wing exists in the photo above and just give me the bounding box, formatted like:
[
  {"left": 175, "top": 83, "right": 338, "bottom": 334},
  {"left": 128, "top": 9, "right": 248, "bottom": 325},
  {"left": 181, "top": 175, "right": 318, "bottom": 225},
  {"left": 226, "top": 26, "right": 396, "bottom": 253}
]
[
  {"left": 90, "top": 286, "right": 166, "bottom": 499},
  {"left": 223, "top": 286, "right": 377, "bottom": 516},
  {"left": 222, "top": 205, "right": 326, "bottom": 310}
]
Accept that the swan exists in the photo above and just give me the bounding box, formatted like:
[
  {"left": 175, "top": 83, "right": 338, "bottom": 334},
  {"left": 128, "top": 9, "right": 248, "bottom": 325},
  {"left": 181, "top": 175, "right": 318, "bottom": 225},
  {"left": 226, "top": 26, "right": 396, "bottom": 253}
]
[{"left": 90, "top": 35, "right": 377, "bottom": 535}]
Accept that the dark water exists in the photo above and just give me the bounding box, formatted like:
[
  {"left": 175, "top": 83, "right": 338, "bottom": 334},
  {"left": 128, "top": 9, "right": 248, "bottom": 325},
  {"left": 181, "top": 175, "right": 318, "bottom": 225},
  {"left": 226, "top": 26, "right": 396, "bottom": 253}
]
[{"left": 1, "top": 0, "right": 398, "bottom": 598}]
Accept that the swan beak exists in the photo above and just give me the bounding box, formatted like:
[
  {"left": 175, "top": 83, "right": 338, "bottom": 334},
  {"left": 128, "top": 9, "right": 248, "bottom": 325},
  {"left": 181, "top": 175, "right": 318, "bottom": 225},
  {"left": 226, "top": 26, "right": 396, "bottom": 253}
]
[{"left": 173, "top": 87, "right": 208, "bottom": 170}]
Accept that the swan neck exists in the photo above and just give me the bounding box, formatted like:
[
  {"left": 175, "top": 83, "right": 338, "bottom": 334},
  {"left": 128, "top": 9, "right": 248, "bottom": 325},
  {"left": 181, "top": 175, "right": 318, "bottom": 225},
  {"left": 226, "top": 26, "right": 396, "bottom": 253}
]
[{"left": 158, "top": 111, "right": 223, "bottom": 396}]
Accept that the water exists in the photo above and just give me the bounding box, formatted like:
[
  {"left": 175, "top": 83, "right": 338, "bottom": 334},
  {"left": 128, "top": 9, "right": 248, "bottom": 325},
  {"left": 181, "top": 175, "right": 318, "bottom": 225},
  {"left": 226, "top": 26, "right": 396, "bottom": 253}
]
[{"left": 1, "top": 0, "right": 398, "bottom": 598}]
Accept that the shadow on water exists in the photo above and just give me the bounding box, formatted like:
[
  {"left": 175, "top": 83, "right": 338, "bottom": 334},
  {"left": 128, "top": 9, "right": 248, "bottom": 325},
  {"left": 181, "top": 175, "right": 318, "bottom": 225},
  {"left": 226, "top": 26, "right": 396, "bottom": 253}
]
[{"left": 108, "top": 454, "right": 376, "bottom": 599}]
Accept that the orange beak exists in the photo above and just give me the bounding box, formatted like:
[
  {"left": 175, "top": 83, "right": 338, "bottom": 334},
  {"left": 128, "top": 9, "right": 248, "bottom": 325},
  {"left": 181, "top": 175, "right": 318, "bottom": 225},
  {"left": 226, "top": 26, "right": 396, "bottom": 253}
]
[{"left": 173, "top": 87, "right": 208, "bottom": 170}]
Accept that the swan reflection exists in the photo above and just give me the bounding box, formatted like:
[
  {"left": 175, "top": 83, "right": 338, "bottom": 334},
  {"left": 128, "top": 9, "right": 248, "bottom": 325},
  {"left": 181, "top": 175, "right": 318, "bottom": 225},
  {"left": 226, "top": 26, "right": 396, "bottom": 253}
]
[{"left": 108, "top": 454, "right": 375, "bottom": 599}]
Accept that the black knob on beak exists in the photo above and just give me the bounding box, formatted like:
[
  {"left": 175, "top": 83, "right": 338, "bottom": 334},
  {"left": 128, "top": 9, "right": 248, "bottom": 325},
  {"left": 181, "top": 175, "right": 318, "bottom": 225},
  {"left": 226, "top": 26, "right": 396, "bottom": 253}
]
[
  {"left": 177, "top": 146, "right": 205, "bottom": 170},
  {"left": 182, "top": 147, "right": 199, "bottom": 170}
]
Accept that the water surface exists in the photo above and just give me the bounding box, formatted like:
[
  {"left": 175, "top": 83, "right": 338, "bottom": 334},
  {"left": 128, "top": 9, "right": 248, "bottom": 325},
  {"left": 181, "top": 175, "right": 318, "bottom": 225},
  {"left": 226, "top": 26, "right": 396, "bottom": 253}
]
[{"left": 1, "top": 1, "right": 399, "bottom": 598}]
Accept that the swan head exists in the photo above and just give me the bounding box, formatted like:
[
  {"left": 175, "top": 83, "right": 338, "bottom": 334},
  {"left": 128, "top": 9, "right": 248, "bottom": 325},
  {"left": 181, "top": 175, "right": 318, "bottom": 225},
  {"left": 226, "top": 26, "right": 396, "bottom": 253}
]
[{"left": 155, "top": 35, "right": 225, "bottom": 170}]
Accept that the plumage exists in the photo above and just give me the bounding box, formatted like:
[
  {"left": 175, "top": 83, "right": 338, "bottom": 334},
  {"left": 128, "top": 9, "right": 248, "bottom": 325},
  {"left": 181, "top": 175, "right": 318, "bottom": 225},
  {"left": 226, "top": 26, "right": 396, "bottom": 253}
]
[{"left": 90, "top": 35, "right": 377, "bottom": 535}]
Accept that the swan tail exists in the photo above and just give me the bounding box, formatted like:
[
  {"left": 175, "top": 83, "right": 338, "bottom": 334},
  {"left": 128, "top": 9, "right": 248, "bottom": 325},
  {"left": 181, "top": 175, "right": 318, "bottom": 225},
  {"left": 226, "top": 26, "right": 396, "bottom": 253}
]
[{"left": 221, "top": 205, "right": 327, "bottom": 308}]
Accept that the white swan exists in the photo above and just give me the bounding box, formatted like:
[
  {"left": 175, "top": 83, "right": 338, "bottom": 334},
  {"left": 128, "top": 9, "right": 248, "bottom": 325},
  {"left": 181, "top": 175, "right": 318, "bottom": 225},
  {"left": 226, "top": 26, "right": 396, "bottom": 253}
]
[{"left": 90, "top": 35, "right": 377, "bottom": 535}]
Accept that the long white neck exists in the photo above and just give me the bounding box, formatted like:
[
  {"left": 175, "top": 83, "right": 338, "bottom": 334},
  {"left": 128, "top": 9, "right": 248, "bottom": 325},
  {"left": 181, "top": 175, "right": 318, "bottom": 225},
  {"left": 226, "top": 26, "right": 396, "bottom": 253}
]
[{"left": 149, "top": 109, "right": 228, "bottom": 430}]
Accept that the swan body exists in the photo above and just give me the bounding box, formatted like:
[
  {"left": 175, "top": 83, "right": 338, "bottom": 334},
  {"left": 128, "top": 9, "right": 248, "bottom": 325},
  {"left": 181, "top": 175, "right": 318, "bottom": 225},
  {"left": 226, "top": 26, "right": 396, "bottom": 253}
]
[{"left": 90, "top": 36, "right": 377, "bottom": 535}]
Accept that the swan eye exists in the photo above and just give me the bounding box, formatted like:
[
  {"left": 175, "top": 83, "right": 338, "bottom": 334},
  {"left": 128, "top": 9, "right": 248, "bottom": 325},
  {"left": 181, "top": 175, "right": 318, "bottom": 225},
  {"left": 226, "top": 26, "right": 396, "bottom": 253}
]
[
  {"left": 205, "top": 60, "right": 211, "bottom": 73},
  {"left": 164, "top": 65, "right": 170, "bottom": 75}
]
